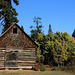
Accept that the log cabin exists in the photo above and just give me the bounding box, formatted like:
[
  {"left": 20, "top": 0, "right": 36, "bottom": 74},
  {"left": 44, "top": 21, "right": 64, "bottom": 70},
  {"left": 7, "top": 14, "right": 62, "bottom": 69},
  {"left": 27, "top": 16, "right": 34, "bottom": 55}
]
[{"left": 0, "top": 23, "right": 38, "bottom": 70}]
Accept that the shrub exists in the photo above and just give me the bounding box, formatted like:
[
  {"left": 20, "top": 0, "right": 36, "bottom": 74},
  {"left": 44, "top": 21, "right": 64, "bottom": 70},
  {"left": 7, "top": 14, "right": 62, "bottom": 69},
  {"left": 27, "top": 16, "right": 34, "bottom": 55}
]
[
  {"left": 40, "top": 65, "right": 45, "bottom": 71},
  {"left": 34, "top": 63, "right": 46, "bottom": 71},
  {"left": 36, "top": 55, "right": 44, "bottom": 63},
  {"left": 51, "top": 66, "right": 75, "bottom": 72}
]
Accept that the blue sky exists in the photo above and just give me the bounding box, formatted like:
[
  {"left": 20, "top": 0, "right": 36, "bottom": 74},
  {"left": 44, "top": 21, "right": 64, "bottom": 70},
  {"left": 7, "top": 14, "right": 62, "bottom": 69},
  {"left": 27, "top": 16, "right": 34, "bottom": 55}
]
[{"left": 1, "top": 0, "right": 75, "bottom": 35}]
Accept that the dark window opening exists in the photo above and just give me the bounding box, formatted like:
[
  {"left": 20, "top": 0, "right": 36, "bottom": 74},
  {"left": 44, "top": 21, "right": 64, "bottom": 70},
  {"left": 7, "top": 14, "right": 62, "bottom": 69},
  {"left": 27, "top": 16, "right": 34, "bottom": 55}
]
[
  {"left": 6, "top": 51, "right": 18, "bottom": 67},
  {"left": 7, "top": 52, "right": 17, "bottom": 60},
  {"left": 6, "top": 62, "right": 17, "bottom": 67},
  {"left": 13, "top": 28, "right": 17, "bottom": 34}
]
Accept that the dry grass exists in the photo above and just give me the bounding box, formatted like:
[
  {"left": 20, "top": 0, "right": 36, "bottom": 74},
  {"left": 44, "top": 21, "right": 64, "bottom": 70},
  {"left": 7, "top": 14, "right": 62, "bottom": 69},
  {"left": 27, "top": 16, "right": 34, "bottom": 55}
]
[{"left": 0, "top": 70, "right": 75, "bottom": 75}]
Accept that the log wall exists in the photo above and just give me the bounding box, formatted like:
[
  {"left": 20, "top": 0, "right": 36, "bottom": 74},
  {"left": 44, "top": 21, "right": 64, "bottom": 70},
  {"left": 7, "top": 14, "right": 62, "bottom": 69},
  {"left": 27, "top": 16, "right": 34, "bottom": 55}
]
[
  {"left": 0, "top": 47, "right": 36, "bottom": 69},
  {"left": 18, "top": 48, "right": 36, "bottom": 69},
  {"left": 0, "top": 24, "right": 37, "bottom": 69},
  {"left": 0, "top": 48, "right": 5, "bottom": 68}
]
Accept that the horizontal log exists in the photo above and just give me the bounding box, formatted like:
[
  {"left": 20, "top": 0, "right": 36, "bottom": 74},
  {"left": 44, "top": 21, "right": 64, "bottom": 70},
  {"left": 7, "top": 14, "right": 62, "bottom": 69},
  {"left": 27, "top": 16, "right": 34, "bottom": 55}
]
[
  {"left": 18, "top": 64, "right": 35, "bottom": 66},
  {"left": 0, "top": 57, "right": 4, "bottom": 60},
  {"left": 18, "top": 52, "right": 35, "bottom": 55},
  {"left": 24, "top": 48, "right": 35, "bottom": 50},
  {"left": 6, "top": 47, "right": 23, "bottom": 49},
  {"left": 5, "top": 60, "right": 18, "bottom": 62},
  {"left": 5, "top": 66, "right": 32, "bottom": 69},
  {"left": 18, "top": 58, "right": 36, "bottom": 61},
  {"left": 0, "top": 66, "right": 4, "bottom": 67},
  {"left": 18, "top": 55, "right": 31, "bottom": 56},
  {"left": 0, "top": 67, "right": 5, "bottom": 68},
  {"left": 0, "top": 60, "right": 5, "bottom": 61},
  {"left": 18, "top": 57, "right": 36, "bottom": 59},
  {"left": 18, "top": 66, "right": 33, "bottom": 69},
  {"left": 19, "top": 52, "right": 35, "bottom": 54},
  {"left": 18, "top": 56, "right": 35, "bottom": 58},
  {"left": 0, "top": 55, "right": 5, "bottom": 57},
  {"left": 0, "top": 63, "right": 4, "bottom": 66},
  {"left": 24, "top": 50, "right": 35, "bottom": 51},
  {"left": 0, "top": 51, "right": 5, "bottom": 53},
  {"left": 18, "top": 54, "right": 35, "bottom": 57},
  {"left": 18, "top": 61, "right": 36, "bottom": 63},
  {"left": 0, "top": 53, "right": 5, "bottom": 55},
  {"left": 0, "top": 47, "right": 6, "bottom": 50}
]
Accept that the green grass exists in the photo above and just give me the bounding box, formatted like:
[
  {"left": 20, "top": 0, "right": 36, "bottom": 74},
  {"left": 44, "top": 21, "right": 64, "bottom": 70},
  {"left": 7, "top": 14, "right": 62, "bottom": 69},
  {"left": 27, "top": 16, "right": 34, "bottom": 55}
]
[{"left": 0, "top": 70, "right": 75, "bottom": 75}]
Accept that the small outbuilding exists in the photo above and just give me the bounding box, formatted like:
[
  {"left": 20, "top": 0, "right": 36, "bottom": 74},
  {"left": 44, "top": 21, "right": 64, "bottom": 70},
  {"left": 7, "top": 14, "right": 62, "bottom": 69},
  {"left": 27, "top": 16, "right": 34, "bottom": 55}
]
[{"left": 0, "top": 23, "right": 38, "bottom": 70}]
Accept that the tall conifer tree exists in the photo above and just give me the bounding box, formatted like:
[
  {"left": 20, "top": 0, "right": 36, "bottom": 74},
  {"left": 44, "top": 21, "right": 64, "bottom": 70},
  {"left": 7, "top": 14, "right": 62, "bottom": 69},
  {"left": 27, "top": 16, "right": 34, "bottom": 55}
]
[
  {"left": 72, "top": 29, "right": 75, "bottom": 38},
  {"left": 30, "top": 17, "right": 43, "bottom": 41},
  {"left": 48, "top": 24, "right": 52, "bottom": 35},
  {"left": 0, "top": 0, "right": 19, "bottom": 33}
]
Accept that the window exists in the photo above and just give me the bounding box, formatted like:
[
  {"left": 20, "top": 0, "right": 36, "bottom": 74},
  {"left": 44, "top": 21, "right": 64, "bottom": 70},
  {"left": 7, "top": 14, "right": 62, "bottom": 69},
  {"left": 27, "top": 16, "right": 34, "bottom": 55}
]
[
  {"left": 7, "top": 51, "right": 18, "bottom": 60},
  {"left": 13, "top": 28, "right": 17, "bottom": 34},
  {"left": 6, "top": 51, "right": 18, "bottom": 67}
]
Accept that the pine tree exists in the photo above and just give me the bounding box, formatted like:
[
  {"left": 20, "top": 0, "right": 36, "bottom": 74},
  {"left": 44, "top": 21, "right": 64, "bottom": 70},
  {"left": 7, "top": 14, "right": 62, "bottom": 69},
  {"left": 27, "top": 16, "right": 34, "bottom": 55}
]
[
  {"left": 48, "top": 24, "right": 52, "bottom": 35},
  {"left": 0, "top": 0, "right": 19, "bottom": 33},
  {"left": 30, "top": 17, "right": 43, "bottom": 41},
  {"left": 21, "top": 25, "right": 24, "bottom": 31},
  {"left": 72, "top": 29, "right": 75, "bottom": 38}
]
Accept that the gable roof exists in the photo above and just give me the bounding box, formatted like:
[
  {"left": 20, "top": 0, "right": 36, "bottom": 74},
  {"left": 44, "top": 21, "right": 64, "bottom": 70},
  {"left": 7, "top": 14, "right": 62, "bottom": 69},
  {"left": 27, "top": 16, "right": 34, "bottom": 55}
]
[{"left": 0, "top": 23, "right": 38, "bottom": 47}]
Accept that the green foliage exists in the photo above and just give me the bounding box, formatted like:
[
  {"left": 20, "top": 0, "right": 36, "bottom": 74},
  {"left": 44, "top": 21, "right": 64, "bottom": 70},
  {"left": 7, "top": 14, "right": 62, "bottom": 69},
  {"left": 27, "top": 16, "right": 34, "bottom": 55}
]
[
  {"left": 30, "top": 17, "right": 75, "bottom": 66},
  {"left": 48, "top": 24, "right": 52, "bottom": 35},
  {"left": 30, "top": 17, "right": 43, "bottom": 41},
  {"left": 51, "top": 66, "right": 75, "bottom": 72},
  {"left": 34, "top": 63, "right": 46, "bottom": 71},
  {"left": 35, "top": 31, "right": 75, "bottom": 66},
  {"left": 0, "top": 0, "right": 19, "bottom": 33},
  {"left": 72, "top": 29, "right": 75, "bottom": 38}
]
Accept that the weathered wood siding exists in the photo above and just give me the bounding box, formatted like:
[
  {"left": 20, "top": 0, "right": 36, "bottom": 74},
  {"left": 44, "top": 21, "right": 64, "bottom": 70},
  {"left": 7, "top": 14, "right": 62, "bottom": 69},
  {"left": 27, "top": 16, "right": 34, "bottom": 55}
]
[
  {"left": 0, "top": 24, "right": 37, "bottom": 48},
  {"left": 0, "top": 48, "right": 5, "bottom": 68},
  {"left": 18, "top": 48, "right": 36, "bottom": 69},
  {"left": 4, "top": 47, "right": 36, "bottom": 69},
  {"left": 0, "top": 24, "right": 37, "bottom": 69}
]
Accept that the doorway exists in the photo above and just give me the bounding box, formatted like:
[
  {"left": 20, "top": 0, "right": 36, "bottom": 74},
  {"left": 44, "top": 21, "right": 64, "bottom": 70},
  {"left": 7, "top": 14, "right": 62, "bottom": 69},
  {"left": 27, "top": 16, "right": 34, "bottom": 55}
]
[{"left": 5, "top": 51, "right": 18, "bottom": 67}]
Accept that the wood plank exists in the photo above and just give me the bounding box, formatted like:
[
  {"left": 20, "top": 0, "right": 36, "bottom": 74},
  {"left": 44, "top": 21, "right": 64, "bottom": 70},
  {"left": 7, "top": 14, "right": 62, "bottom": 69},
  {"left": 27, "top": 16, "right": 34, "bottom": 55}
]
[
  {"left": 18, "top": 64, "right": 35, "bottom": 66},
  {"left": 18, "top": 61, "right": 36, "bottom": 63},
  {"left": 18, "top": 58, "right": 36, "bottom": 61},
  {"left": 18, "top": 57, "right": 36, "bottom": 59},
  {"left": 19, "top": 52, "right": 35, "bottom": 54},
  {"left": 0, "top": 55, "right": 5, "bottom": 57},
  {"left": 0, "top": 53, "right": 5, "bottom": 55},
  {"left": 24, "top": 50, "right": 35, "bottom": 52},
  {"left": 18, "top": 56, "right": 35, "bottom": 58},
  {"left": 18, "top": 54, "right": 35, "bottom": 57},
  {"left": 24, "top": 48, "right": 35, "bottom": 49},
  {"left": 0, "top": 47, "right": 6, "bottom": 50},
  {"left": 0, "top": 57, "right": 5, "bottom": 60}
]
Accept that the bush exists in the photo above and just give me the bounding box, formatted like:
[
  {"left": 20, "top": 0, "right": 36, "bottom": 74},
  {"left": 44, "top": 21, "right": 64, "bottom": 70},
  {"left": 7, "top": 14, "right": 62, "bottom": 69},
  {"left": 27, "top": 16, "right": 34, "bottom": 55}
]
[
  {"left": 34, "top": 63, "right": 46, "bottom": 71},
  {"left": 51, "top": 67, "right": 59, "bottom": 71},
  {"left": 36, "top": 55, "right": 44, "bottom": 63},
  {"left": 50, "top": 66, "right": 75, "bottom": 72},
  {"left": 40, "top": 65, "right": 45, "bottom": 71},
  {"left": 59, "top": 66, "right": 75, "bottom": 72}
]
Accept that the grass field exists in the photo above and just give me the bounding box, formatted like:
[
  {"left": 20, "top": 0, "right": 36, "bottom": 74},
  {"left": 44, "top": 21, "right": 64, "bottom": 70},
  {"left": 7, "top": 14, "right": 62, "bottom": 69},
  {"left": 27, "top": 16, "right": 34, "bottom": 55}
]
[{"left": 0, "top": 70, "right": 75, "bottom": 75}]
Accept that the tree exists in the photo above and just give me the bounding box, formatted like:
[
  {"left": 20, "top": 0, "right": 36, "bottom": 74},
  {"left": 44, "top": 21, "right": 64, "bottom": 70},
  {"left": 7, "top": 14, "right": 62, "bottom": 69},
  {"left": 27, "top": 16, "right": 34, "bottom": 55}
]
[
  {"left": 48, "top": 24, "right": 52, "bottom": 35},
  {"left": 0, "top": 0, "right": 19, "bottom": 33},
  {"left": 21, "top": 25, "right": 24, "bottom": 31},
  {"left": 46, "top": 31, "right": 75, "bottom": 66},
  {"left": 30, "top": 17, "right": 43, "bottom": 41},
  {"left": 72, "top": 29, "right": 75, "bottom": 38}
]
